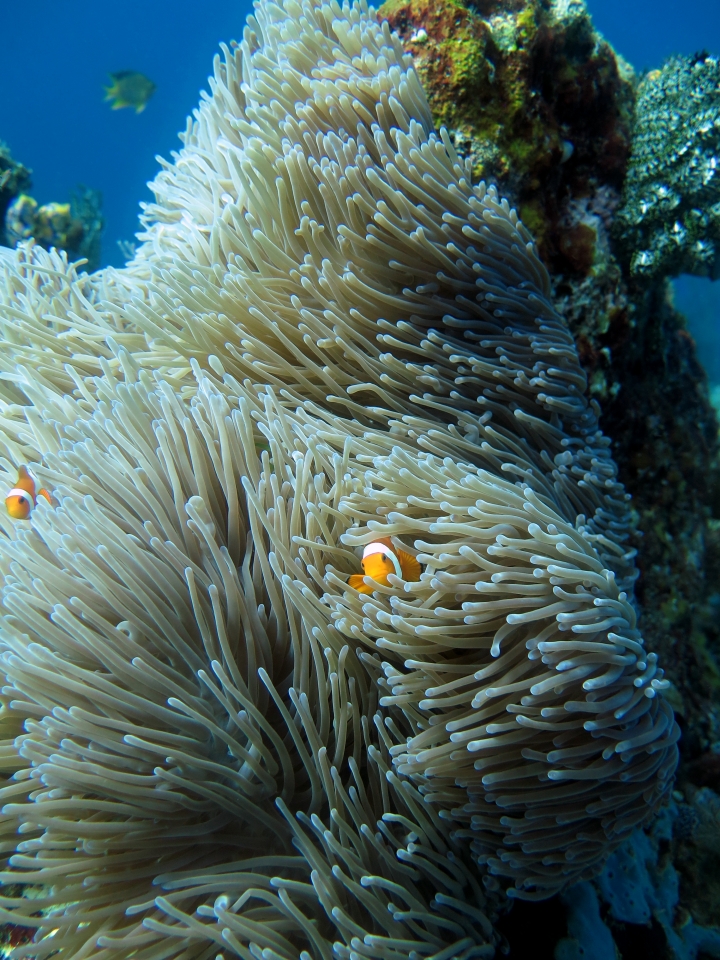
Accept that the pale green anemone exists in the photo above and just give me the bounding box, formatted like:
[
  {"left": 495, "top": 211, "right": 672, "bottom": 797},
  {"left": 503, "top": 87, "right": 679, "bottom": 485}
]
[{"left": 0, "top": 1, "right": 677, "bottom": 957}]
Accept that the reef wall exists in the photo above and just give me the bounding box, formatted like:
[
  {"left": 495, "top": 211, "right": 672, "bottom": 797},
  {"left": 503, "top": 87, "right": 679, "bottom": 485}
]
[
  {"left": 377, "top": 2, "right": 720, "bottom": 949},
  {"left": 378, "top": 0, "right": 720, "bottom": 753}
]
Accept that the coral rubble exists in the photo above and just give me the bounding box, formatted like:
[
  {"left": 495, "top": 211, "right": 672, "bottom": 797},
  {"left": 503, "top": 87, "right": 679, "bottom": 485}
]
[{"left": 614, "top": 54, "right": 720, "bottom": 282}]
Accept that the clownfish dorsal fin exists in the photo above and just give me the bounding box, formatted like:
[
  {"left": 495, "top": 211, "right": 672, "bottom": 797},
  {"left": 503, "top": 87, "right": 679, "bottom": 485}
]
[{"left": 15, "top": 465, "right": 36, "bottom": 498}]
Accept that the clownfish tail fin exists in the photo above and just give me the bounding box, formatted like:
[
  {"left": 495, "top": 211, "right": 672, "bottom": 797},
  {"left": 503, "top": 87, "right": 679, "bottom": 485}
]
[{"left": 37, "top": 488, "right": 55, "bottom": 507}]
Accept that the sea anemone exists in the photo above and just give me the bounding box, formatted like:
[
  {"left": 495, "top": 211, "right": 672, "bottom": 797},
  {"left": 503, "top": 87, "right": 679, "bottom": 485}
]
[{"left": 0, "top": 0, "right": 677, "bottom": 956}]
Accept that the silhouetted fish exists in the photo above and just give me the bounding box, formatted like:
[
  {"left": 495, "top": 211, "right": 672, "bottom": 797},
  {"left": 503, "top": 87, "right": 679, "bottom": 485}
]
[{"left": 104, "top": 71, "right": 156, "bottom": 113}]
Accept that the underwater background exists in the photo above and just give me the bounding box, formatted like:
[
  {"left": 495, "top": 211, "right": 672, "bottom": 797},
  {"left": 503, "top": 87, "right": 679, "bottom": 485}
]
[
  {"left": 1, "top": 1, "right": 720, "bottom": 958},
  {"left": 0, "top": 0, "right": 718, "bottom": 375},
  {"left": 0, "top": 1, "right": 716, "bottom": 262}
]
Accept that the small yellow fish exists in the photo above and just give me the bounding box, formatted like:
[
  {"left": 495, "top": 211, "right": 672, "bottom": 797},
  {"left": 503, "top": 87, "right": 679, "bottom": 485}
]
[
  {"left": 104, "top": 71, "right": 156, "bottom": 114},
  {"left": 348, "top": 537, "right": 421, "bottom": 593},
  {"left": 5, "top": 466, "right": 54, "bottom": 520}
]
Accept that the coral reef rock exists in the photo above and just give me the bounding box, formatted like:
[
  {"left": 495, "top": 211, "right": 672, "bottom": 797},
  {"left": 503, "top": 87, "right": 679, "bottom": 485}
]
[
  {"left": 0, "top": 141, "right": 102, "bottom": 270},
  {"left": 597, "top": 284, "right": 720, "bottom": 756},
  {"left": 4, "top": 187, "right": 103, "bottom": 272},
  {"left": 378, "top": 0, "right": 635, "bottom": 276},
  {"left": 614, "top": 53, "right": 720, "bottom": 281},
  {"left": 0, "top": 141, "right": 31, "bottom": 246}
]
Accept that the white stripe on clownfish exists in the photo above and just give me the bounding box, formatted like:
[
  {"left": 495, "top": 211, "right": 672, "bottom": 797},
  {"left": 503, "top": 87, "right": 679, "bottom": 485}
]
[
  {"left": 5, "top": 466, "right": 55, "bottom": 520},
  {"left": 347, "top": 537, "right": 422, "bottom": 594}
]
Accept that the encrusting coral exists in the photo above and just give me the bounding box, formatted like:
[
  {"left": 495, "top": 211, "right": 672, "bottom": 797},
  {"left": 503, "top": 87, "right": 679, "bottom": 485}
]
[
  {"left": 4, "top": 188, "right": 104, "bottom": 273},
  {"left": 614, "top": 53, "right": 720, "bottom": 281},
  {"left": 0, "top": 140, "right": 103, "bottom": 271},
  {"left": 376, "top": 0, "right": 635, "bottom": 276},
  {"left": 0, "top": 0, "right": 678, "bottom": 957}
]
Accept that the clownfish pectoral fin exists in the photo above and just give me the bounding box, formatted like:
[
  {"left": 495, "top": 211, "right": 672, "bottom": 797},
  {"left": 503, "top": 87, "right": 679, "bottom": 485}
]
[
  {"left": 348, "top": 574, "right": 373, "bottom": 594},
  {"left": 397, "top": 549, "right": 422, "bottom": 582}
]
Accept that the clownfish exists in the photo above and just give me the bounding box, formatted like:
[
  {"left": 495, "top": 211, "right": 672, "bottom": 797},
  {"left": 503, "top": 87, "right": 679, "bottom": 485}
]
[
  {"left": 348, "top": 537, "right": 422, "bottom": 593},
  {"left": 5, "top": 466, "right": 54, "bottom": 520}
]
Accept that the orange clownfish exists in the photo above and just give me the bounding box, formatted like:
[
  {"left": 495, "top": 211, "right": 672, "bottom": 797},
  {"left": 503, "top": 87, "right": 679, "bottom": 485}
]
[
  {"left": 5, "top": 466, "right": 54, "bottom": 520},
  {"left": 348, "top": 537, "right": 422, "bottom": 594}
]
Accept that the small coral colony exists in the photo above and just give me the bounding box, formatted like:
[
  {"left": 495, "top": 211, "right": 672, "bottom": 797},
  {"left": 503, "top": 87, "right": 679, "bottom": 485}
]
[{"left": 0, "top": 1, "right": 718, "bottom": 960}]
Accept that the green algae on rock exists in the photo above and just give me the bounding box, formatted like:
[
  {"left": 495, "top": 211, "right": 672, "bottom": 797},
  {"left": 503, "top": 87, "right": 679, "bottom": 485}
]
[
  {"left": 376, "top": 0, "right": 720, "bottom": 761},
  {"left": 377, "top": 0, "right": 635, "bottom": 275},
  {"left": 614, "top": 53, "right": 720, "bottom": 281}
]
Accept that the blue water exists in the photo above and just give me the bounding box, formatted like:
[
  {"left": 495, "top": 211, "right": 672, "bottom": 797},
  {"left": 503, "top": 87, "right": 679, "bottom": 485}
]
[
  {"left": 587, "top": 0, "right": 720, "bottom": 70},
  {"left": 0, "top": 0, "right": 250, "bottom": 266},
  {"left": 0, "top": 0, "right": 719, "bottom": 291}
]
